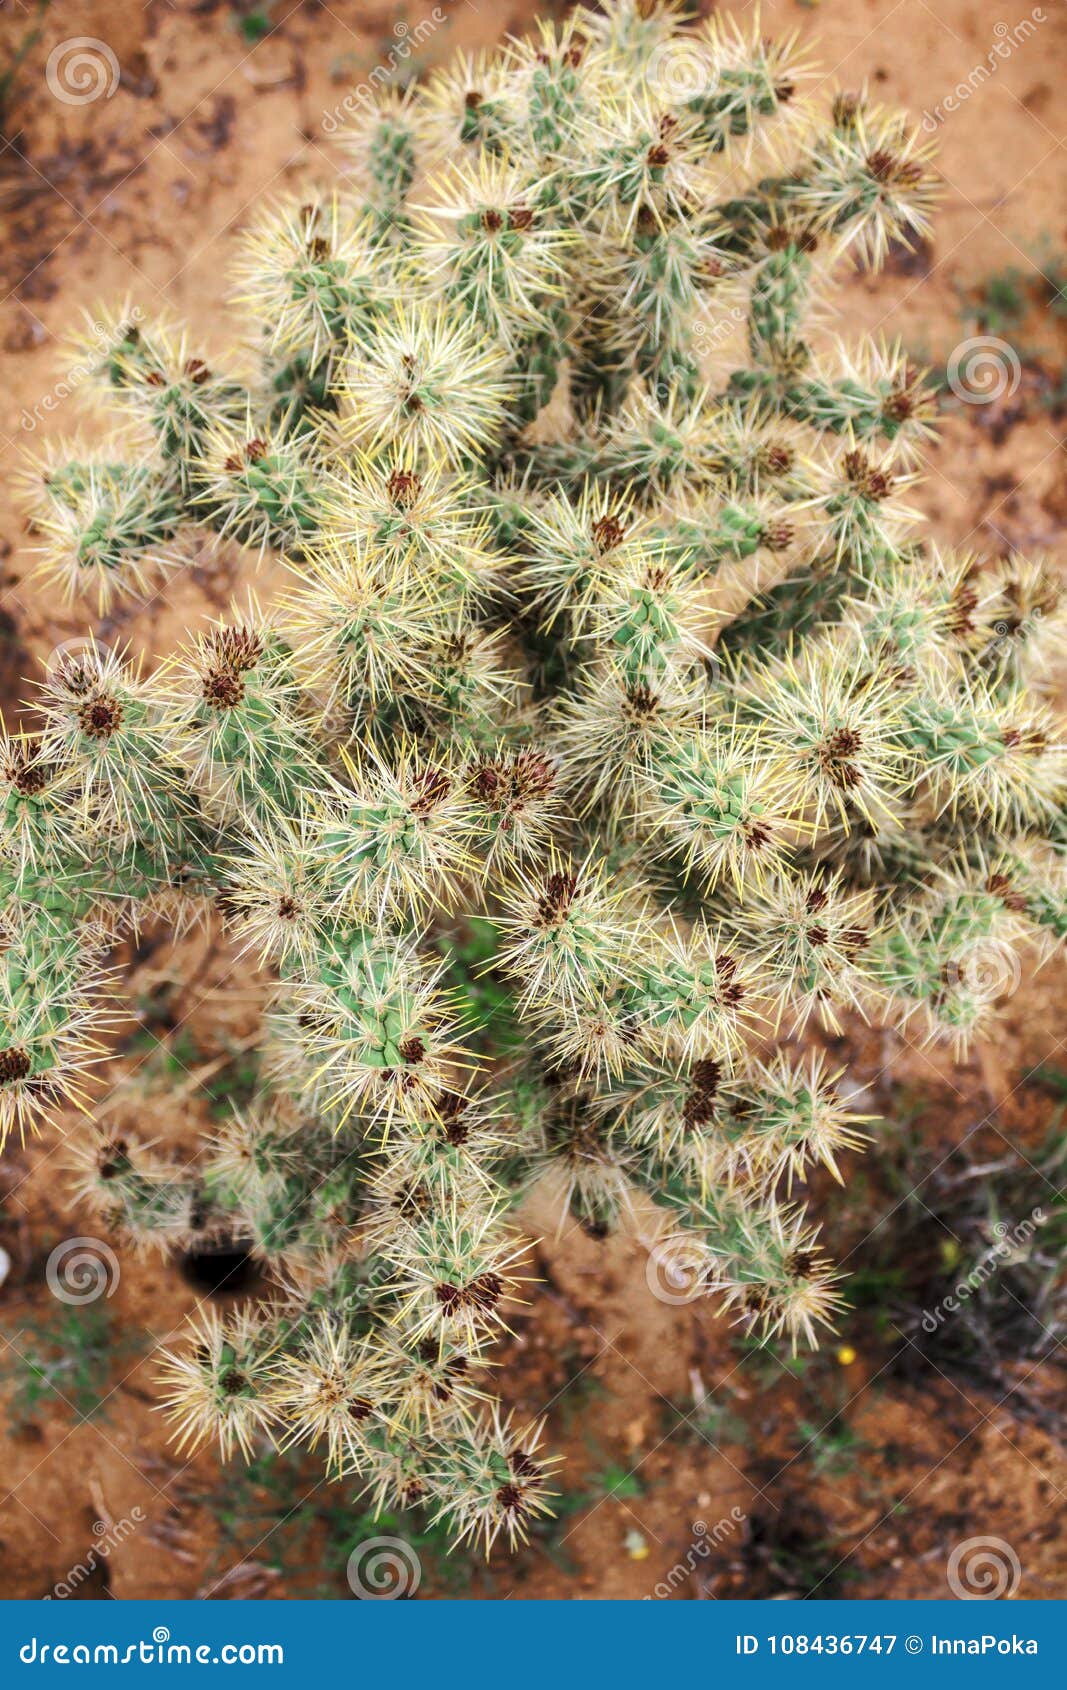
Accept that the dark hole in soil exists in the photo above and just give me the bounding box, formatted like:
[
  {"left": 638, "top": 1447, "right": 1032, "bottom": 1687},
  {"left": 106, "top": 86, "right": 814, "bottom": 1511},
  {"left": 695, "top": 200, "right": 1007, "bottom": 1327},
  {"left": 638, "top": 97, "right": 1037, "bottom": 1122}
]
[
  {"left": 732, "top": 1496, "right": 847, "bottom": 1599},
  {"left": 44, "top": 1554, "right": 111, "bottom": 1599},
  {"left": 179, "top": 1244, "right": 258, "bottom": 1296}
]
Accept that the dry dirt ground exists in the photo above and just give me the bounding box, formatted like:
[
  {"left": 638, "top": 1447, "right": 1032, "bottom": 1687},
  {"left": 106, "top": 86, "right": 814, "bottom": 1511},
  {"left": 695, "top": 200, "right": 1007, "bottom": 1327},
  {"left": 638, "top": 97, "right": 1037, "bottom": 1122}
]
[{"left": 0, "top": 0, "right": 1065, "bottom": 1601}]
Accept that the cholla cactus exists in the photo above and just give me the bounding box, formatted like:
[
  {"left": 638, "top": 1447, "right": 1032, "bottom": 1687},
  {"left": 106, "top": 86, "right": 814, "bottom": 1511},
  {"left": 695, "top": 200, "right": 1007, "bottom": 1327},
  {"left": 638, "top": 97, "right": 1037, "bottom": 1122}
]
[{"left": 8, "top": 0, "right": 1066, "bottom": 1553}]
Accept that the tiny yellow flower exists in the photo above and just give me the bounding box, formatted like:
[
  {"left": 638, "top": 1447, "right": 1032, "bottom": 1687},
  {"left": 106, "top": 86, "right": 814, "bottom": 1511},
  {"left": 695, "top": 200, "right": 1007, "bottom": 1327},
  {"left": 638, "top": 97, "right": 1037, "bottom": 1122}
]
[
  {"left": 836, "top": 1345, "right": 857, "bottom": 1366},
  {"left": 624, "top": 1529, "right": 650, "bottom": 1561}
]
